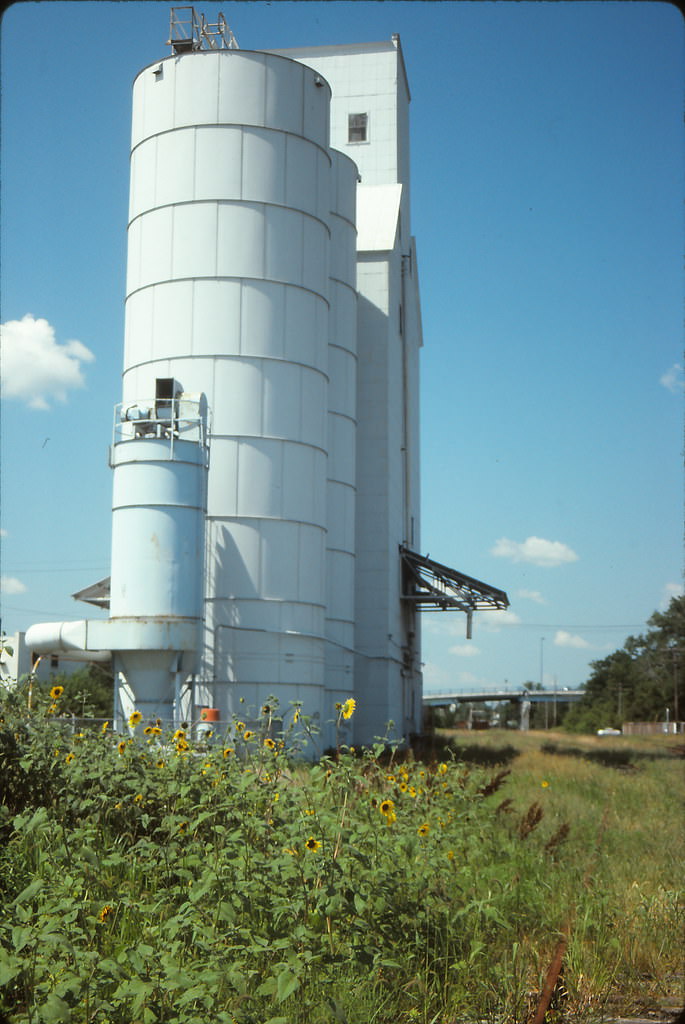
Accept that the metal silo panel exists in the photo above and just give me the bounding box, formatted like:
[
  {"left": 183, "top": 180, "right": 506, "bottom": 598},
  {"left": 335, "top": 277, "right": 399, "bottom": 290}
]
[{"left": 124, "top": 50, "right": 332, "bottom": 734}]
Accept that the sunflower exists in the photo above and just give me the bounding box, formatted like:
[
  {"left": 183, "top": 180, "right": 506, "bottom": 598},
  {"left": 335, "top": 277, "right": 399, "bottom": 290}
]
[
  {"left": 128, "top": 711, "right": 143, "bottom": 728},
  {"left": 305, "top": 836, "right": 321, "bottom": 853},
  {"left": 173, "top": 729, "right": 186, "bottom": 741},
  {"left": 438, "top": 762, "right": 448, "bottom": 775},
  {"left": 243, "top": 730, "right": 254, "bottom": 741},
  {"left": 293, "top": 708, "right": 301, "bottom": 724},
  {"left": 264, "top": 737, "right": 276, "bottom": 750},
  {"left": 341, "top": 698, "right": 356, "bottom": 720},
  {"left": 379, "top": 799, "right": 395, "bottom": 817},
  {"left": 447, "top": 849, "right": 455, "bottom": 861},
  {"left": 98, "top": 905, "right": 113, "bottom": 923},
  {"left": 151, "top": 726, "right": 162, "bottom": 736},
  {"left": 176, "top": 738, "right": 190, "bottom": 753},
  {"left": 235, "top": 721, "right": 245, "bottom": 732},
  {"left": 261, "top": 703, "right": 271, "bottom": 715},
  {"left": 417, "top": 823, "right": 430, "bottom": 838},
  {"left": 49, "top": 685, "right": 64, "bottom": 700},
  {"left": 101, "top": 720, "right": 109, "bottom": 734},
  {"left": 117, "top": 741, "right": 127, "bottom": 755},
  {"left": 144, "top": 726, "right": 154, "bottom": 735},
  {"left": 65, "top": 752, "right": 75, "bottom": 764},
  {"left": 223, "top": 747, "right": 234, "bottom": 758}
]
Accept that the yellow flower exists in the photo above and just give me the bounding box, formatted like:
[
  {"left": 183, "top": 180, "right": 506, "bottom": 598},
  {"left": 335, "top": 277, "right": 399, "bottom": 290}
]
[
  {"left": 447, "top": 849, "right": 455, "bottom": 861},
  {"left": 438, "top": 763, "right": 448, "bottom": 775},
  {"left": 386, "top": 774, "right": 396, "bottom": 783},
  {"left": 176, "top": 738, "right": 190, "bottom": 752},
  {"left": 235, "top": 721, "right": 245, "bottom": 732},
  {"left": 134, "top": 793, "right": 143, "bottom": 803},
  {"left": 418, "top": 823, "right": 430, "bottom": 838},
  {"left": 264, "top": 737, "right": 276, "bottom": 750},
  {"left": 128, "top": 711, "right": 143, "bottom": 728},
  {"left": 65, "top": 752, "right": 75, "bottom": 764},
  {"left": 409, "top": 786, "right": 417, "bottom": 798},
  {"left": 541, "top": 780, "right": 550, "bottom": 788},
  {"left": 98, "top": 905, "right": 113, "bottom": 923},
  {"left": 173, "top": 729, "right": 186, "bottom": 741},
  {"left": 261, "top": 704, "right": 271, "bottom": 715},
  {"left": 293, "top": 708, "right": 301, "bottom": 724},
  {"left": 101, "top": 721, "right": 109, "bottom": 734},
  {"left": 144, "top": 726, "right": 154, "bottom": 735},
  {"left": 47, "top": 704, "right": 58, "bottom": 714},
  {"left": 223, "top": 747, "right": 234, "bottom": 758},
  {"left": 305, "top": 836, "right": 321, "bottom": 852},
  {"left": 117, "top": 741, "right": 127, "bottom": 755},
  {"left": 243, "top": 730, "right": 254, "bottom": 741},
  {"left": 379, "top": 799, "right": 395, "bottom": 817},
  {"left": 341, "top": 698, "right": 356, "bottom": 720},
  {"left": 49, "top": 685, "right": 64, "bottom": 700},
  {"left": 151, "top": 726, "right": 162, "bottom": 735},
  {"left": 385, "top": 810, "right": 397, "bottom": 826},
  {"left": 399, "top": 782, "right": 408, "bottom": 793},
  {"left": 156, "top": 759, "right": 166, "bottom": 768},
  {"left": 178, "top": 821, "right": 187, "bottom": 834}
]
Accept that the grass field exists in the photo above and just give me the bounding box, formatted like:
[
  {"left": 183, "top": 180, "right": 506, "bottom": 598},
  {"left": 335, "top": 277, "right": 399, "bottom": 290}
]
[
  {"left": 433, "top": 728, "right": 685, "bottom": 1019},
  {"left": 1, "top": 686, "right": 683, "bottom": 1024}
]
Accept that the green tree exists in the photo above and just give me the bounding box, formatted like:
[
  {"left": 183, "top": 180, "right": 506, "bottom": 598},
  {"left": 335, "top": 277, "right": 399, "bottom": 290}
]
[{"left": 564, "top": 595, "right": 684, "bottom": 733}]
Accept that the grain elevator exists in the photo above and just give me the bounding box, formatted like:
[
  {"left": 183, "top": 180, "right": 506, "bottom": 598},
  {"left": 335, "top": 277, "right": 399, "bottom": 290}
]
[{"left": 26, "top": 9, "right": 508, "bottom": 751}]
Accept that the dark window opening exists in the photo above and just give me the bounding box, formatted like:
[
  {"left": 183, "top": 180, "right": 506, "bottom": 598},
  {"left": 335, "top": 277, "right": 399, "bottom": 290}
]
[{"left": 348, "top": 113, "right": 368, "bottom": 143}]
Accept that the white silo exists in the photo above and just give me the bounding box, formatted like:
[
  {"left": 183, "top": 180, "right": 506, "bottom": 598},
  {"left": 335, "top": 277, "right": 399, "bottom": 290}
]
[
  {"left": 109, "top": 390, "right": 209, "bottom": 723},
  {"left": 123, "top": 43, "right": 343, "bottom": 736},
  {"left": 324, "top": 150, "right": 358, "bottom": 734}
]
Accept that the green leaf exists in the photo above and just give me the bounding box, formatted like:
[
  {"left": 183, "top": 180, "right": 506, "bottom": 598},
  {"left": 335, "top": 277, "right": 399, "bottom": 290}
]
[
  {"left": 14, "top": 877, "right": 43, "bottom": 905},
  {"left": 38, "top": 992, "right": 71, "bottom": 1023},
  {"left": 276, "top": 968, "right": 300, "bottom": 1003},
  {"left": 256, "top": 976, "right": 277, "bottom": 997}
]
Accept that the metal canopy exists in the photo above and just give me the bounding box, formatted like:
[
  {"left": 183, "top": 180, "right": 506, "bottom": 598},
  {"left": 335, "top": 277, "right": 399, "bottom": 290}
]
[
  {"left": 400, "top": 546, "right": 509, "bottom": 625},
  {"left": 72, "top": 577, "right": 111, "bottom": 610}
]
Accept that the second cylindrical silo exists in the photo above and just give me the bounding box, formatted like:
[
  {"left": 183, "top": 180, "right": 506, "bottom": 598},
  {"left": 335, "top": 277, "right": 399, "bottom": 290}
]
[
  {"left": 124, "top": 49, "right": 333, "bottom": 733},
  {"left": 324, "top": 150, "right": 358, "bottom": 740}
]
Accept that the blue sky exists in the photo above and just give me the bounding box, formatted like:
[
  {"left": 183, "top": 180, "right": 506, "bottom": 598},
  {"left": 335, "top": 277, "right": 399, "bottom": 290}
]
[{"left": 1, "top": 1, "right": 682, "bottom": 697}]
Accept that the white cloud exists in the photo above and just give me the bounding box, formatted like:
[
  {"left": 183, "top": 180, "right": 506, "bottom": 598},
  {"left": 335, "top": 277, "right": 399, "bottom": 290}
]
[
  {"left": 1, "top": 314, "right": 95, "bottom": 410},
  {"left": 1, "top": 576, "right": 27, "bottom": 595},
  {"left": 661, "top": 582, "right": 684, "bottom": 609},
  {"left": 517, "top": 588, "right": 545, "bottom": 604},
  {"left": 479, "top": 608, "right": 522, "bottom": 631},
  {"left": 660, "top": 363, "right": 685, "bottom": 393},
  {"left": 554, "top": 630, "right": 590, "bottom": 649},
  {"left": 448, "top": 643, "right": 481, "bottom": 657},
  {"left": 491, "top": 536, "right": 578, "bottom": 567},
  {"left": 0, "top": 529, "right": 7, "bottom": 538},
  {"left": 422, "top": 662, "right": 451, "bottom": 692}
]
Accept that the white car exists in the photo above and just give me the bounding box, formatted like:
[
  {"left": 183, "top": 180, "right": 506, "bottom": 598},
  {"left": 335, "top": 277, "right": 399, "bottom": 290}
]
[{"left": 596, "top": 727, "right": 622, "bottom": 736}]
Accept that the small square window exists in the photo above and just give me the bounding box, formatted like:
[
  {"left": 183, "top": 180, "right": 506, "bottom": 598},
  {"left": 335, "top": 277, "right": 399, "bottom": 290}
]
[{"left": 348, "top": 113, "right": 368, "bottom": 144}]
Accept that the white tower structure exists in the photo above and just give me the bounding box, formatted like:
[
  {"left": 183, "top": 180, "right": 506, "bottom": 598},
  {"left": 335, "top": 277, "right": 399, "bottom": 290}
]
[
  {"left": 269, "top": 38, "right": 424, "bottom": 745},
  {"left": 26, "top": 10, "right": 508, "bottom": 750}
]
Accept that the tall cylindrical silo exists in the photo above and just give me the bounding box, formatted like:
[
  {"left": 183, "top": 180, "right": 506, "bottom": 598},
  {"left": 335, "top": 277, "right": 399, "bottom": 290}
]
[
  {"left": 324, "top": 150, "right": 358, "bottom": 742},
  {"left": 124, "top": 49, "right": 332, "bottom": 734}
]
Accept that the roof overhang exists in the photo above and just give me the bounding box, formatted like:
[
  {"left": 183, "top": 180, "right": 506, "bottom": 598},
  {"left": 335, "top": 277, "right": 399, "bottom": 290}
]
[
  {"left": 72, "top": 577, "right": 111, "bottom": 609},
  {"left": 400, "top": 546, "right": 509, "bottom": 637}
]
